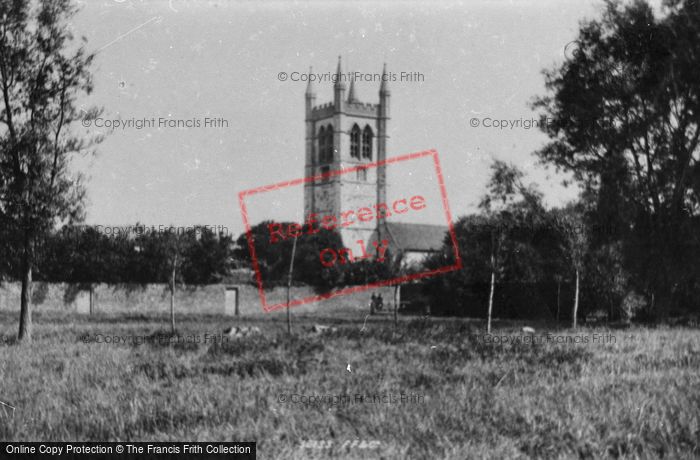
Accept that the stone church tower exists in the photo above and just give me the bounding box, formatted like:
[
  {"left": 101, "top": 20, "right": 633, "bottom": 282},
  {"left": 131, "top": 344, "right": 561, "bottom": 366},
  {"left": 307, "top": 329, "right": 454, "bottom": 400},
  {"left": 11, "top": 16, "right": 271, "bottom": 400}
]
[{"left": 303, "top": 57, "right": 390, "bottom": 251}]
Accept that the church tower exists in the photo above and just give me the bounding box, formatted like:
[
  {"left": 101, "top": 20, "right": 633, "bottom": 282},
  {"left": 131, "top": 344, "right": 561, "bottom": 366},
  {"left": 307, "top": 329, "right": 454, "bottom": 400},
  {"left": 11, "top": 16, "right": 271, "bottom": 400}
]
[{"left": 304, "top": 57, "right": 390, "bottom": 251}]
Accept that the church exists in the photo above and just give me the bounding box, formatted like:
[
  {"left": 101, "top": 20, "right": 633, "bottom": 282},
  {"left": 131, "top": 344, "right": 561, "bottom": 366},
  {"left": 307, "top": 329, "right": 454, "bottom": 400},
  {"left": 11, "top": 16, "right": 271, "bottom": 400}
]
[{"left": 303, "top": 57, "right": 446, "bottom": 268}]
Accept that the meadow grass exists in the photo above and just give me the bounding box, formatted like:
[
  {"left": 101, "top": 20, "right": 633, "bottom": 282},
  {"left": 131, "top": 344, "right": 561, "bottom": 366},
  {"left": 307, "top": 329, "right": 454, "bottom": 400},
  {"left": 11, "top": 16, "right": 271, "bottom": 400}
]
[{"left": 0, "top": 309, "right": 698, "bottom": 459}]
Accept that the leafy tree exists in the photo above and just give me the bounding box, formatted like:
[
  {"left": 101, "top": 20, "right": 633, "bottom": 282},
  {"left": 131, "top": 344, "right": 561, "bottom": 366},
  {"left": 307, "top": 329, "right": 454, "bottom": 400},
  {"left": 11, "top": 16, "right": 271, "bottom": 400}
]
[
  {"left": 479, "top": 161, "right": 546, "bottom": 331},
  {"left": 31, "top": 224, "right": 236, "bottom": 289},
  {"left": 235, "top": 221, "right": 293, "bottom": 284},
  {"left": 423, "top": 214, "right": 497, "bottom": 317},
  {"left": 534, "top": 0, "right": 700, "bottom": 318},
  {"left": 549, "top": 206, "right": 589, "bottom": 328},
  {"left": 423, "top": 161, "right": 555, "bottom": 322},
  {"left": 161, "top": 230, "right": 192, "bottom": 333},
  {"left": 0, "top": 0, "right": 100, "bottom": 341},
  {"left": 585, "top": 240, "right": 629, "bottom": 320},
  {"left": 235, "top": 221, "right": 345, "bottom": 288},
  {"left": 34, "top": 226, "right": 131, "bottom": 284},
  {"left": 127, "top": 226, "right": 235, "bottom": 331},
  {"left": 293, "top": 226, "right": 345, "bottom": 290},
  {"left": 181, "top": 228, "right": 236, "bottom": 284},
  {"left": 130, "top": 227, "right": 211, "bottom": 332}
]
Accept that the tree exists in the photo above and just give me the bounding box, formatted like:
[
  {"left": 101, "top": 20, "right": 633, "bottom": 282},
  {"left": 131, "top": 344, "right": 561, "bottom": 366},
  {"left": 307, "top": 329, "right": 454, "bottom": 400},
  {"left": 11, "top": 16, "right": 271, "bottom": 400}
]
[
  {"left": 372, "top": 250, "right": 409, "bottom": 329},
  {"left": 0, "top": 0, "right": 100, "bottom": 341},
  {"left": 25, "top": 223, "right": 237, "bottom": 287},
  {"left": 181, "top": 227, "right": 236, "bottom": 284},
  {"left": 534, "top": 0, "right": 700, "bottom": 318},
  {"left": 479, "top": 160, "right": 545, "bottom": 332},
  {"left": 34, "top": 226, "right": 130, "bottom": 284},
  {"left": 285, "top": 234, "right": 297, "bottom": 335},
  {"left": 423, "top": 214, "right": 496, "bottom": 317},
  {"left": 234, "top": 221, "right": 345, "bottom": 289},
  {"left": 235, "top": 221, "right": 296, "bottom": 285},
  {"left": 130, "top": 228, "right": 197, "bottom": 333},
  {"left": 164, "top": 231, "right": 190, "bottom": 334},
  {"left": 550, "top": 206, "right": 589, "bottom": 328},
  {"left": 585, "top": 239, "right": 629, "bottom": 321}
]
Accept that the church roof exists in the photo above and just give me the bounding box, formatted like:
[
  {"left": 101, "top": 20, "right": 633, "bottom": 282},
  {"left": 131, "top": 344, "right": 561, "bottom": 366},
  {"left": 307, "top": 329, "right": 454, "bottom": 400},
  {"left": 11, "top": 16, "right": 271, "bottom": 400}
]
[{"left": 379, "top": 222, "right": 447, "bottom": 253}]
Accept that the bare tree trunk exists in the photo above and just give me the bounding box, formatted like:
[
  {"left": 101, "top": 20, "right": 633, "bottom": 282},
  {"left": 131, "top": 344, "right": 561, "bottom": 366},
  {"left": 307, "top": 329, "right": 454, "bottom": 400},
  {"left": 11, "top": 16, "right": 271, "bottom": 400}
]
[
  {"left": 89, "top": 284, "right": 95, "bottom": 315},
  {"left": 487, "top": 269, "right": 495, "bottom": 333},
  {"left": 18, "top": 260, "right": 32, "bottom": 342},
  {"left": 393, "top": 284, "right": 400, "bottom": 329},
  {"left": 286, "top": 236, "right": 298, "bottom": 336},
  {"left": 572, "top": 269, "right": 580, "bottom": 329},
  {"left": 170, "top": 261, "right": 176, "bottom": 334},
  {"left": 487, "top": 234, "right": 497, "bottom": 333},
  {"left": 18, "top": 232, "right": 33, "bottom": 342},
  {"left": 556, "top": 279, "right": 561, "bottom": 323}
]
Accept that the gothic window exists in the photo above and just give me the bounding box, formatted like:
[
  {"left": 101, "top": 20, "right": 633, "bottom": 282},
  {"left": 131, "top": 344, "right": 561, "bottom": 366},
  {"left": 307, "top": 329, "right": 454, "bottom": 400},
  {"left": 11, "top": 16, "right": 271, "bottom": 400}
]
[
  {"left": 356, "top": 166, "right": 367, "bottom": 181},
  {"left": 362, "top": 126, "right": 373, "bottom": 160},
  {"left": 319, "top": 124, "right": 334, "bottom": 164},
  {"left": 320, "top": 165, "right": 330, "bottom": 183},
  {"left": 317, "top": 126, "right": 325, "bottom": 164},
  {"left": 350, "top": 124, "right": 361, "bottom": 159},
  {"left": 323, "top": 124, "right": 334, "bottom": 163}
]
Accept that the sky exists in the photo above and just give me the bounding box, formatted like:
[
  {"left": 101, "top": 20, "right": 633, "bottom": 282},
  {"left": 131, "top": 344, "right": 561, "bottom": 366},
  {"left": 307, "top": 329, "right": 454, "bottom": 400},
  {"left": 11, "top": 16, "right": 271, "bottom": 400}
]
[{"left": 69, "top": 0, "right": 611, "bottom": 237}]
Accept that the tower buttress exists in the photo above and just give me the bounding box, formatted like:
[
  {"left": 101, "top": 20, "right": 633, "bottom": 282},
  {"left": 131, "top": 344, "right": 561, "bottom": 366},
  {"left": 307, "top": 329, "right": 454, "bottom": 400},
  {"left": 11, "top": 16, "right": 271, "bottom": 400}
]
[
  {"left": 379, "top": 62, "right": 391, "bottom": 118},
  {"left": 332, "top": 57, "right": 345, "bottom": 216},
  {"left": 304, "top": 67, "right": 316, "bottom": 216},
  {"left": 305, "top": 66, "right": 316, "bottom": 117},
  {"left": 377, "top": 63, "right": 391, "bottom": 221}
]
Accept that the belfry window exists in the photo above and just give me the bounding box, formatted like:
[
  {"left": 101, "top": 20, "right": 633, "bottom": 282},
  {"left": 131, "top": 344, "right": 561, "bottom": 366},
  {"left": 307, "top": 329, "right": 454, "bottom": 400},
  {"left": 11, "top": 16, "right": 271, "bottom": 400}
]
[
  {"left": 317, "top": 126, "right": 326, "bottom": 163},
  {"left": 350, "top": 124, "right": 361, "bottom": 159},
  {"left": 319, "top": 124, "right": 334, "bottom": 164},
  {"left": 362, "top": 126, "right": 373, "bottom": 160}
]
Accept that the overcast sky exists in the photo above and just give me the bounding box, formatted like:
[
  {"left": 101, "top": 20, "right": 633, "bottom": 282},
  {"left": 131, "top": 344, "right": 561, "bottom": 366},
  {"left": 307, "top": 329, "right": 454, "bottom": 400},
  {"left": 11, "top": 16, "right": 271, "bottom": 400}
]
[{"left": 71, "top": 0, "right": 613, "bottom": 236}]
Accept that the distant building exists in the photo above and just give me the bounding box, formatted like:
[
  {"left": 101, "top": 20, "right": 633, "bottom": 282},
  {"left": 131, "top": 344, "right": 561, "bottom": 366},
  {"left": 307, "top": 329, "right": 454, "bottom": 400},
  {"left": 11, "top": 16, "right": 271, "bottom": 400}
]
[
  {"left": 303, "top": 57, "right": 445, "bottom": 265},
  {"left": 372, "top": 222, "right": 447, "bottom": 268}
]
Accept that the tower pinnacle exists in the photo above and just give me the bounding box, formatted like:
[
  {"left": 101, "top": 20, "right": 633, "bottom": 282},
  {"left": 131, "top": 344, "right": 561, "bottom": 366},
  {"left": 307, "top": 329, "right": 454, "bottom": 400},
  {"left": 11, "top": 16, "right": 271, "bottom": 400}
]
[
  {"left": 305, "top": 66, "right": 315, "bottom": 96},
  {"left": 348, "top": 73, "right": 358, "bottom": 103},
  {"left": 334, "top": 56, "right": 345, "bottom": 90},
  {"left": 379, "top": 62, "right": 390, "bottom": 95}
]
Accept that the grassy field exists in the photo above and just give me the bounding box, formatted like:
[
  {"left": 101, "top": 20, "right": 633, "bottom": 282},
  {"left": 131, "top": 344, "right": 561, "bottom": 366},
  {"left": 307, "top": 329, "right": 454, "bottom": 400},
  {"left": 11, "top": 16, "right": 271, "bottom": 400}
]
[{"left": 0, "top": 309, "right": 699, "bottom": 459}]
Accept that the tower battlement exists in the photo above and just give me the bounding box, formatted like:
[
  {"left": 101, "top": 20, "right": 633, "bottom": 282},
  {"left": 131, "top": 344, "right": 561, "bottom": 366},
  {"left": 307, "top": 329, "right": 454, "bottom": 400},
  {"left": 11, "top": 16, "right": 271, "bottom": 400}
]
[
  {"left": 346, "top": 102, "right": 380, "bottom": 116},
  {"left": 310, "top": 103, "right": 334, "bottom": 119}
]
